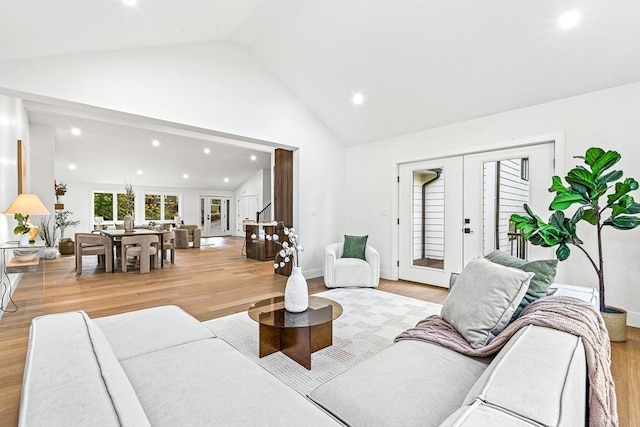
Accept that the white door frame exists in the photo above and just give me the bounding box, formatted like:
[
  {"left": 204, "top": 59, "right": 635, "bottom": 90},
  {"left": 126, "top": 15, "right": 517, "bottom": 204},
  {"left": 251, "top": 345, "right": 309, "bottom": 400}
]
[
  {"left": 200, "top": 196, "right": 231, "bottom": 237},
  {"left": 390, "top": 133, "right": 565, "bottom": 282}
]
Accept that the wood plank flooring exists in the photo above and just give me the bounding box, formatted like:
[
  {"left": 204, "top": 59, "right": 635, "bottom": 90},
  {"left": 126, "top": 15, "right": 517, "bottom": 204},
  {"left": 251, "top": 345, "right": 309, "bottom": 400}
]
[{"left": 0, "top": 236, "right": 637, "bottom": 426}]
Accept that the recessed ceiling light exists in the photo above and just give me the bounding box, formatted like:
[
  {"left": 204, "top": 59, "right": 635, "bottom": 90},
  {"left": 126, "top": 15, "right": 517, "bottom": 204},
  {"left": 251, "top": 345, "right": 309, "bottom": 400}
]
[
  {"left": 71, "top": 127, "right": 81, "bottom": 136},
  {"left": 183, "top": 173, "right": 189, "bottom": 179},
  {"left": 122, "top": 0, "right": 138, "bottom": 6},
  {"left": 204, "top": 148, "right": 211, "bottom": 154},
  {"left": 352, "top": 93, "right": 365, "bottom": 105},
  {"left": 137, "top": 170, "right": 143, "bottom": 175},
  {"left": 68, "top": 164, "right": 77, "bottom": 170},
  {"left": 152, "top": 140, "right": 160, "bottom": 147},
  {"left": 558, "top": 10, "right": 580, "bottom": 29},
  {"left": 250, "top": 155, "right": 257, "bottom": 161},
  {"left": 224, "top": 177, "right": 230, "bottom": 183}
]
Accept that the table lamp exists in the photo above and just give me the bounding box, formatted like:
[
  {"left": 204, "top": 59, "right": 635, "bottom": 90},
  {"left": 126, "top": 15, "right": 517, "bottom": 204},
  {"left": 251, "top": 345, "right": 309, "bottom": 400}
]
[{"left": 3, "top": 194, "right": 51, "bottom": 245}]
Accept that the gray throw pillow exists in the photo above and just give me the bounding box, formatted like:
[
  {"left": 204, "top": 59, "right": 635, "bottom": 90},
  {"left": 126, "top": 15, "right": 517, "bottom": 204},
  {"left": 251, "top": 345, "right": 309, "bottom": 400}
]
[
  {"left": 485, "top": 251, "right": 558, "bottom": 320},
  {"left": 342, "top": 235, "right": 368, "bottom": 260},
  {"left": 441, "top": 257, "right": 533, "bottom": 348}
]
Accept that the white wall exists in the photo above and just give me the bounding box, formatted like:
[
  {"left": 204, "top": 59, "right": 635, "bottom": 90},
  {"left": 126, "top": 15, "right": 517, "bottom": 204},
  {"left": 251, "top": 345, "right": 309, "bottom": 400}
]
[
  {"left": 346, "top": 82, "right": 640, "bottom": 326},
  {"left": 0, "top": 41, "right": 347, "bottom": 277},
  {"left": 0, "top": 95, "right": 32, "bottom": 313},
  {"left": 0, "top": 95, "right": 31, "bottom": 244}
]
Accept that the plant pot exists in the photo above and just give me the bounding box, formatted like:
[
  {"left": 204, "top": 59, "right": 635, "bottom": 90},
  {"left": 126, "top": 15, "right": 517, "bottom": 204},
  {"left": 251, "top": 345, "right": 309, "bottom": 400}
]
[
  {"left": 18, "top": 233, "right": 29, "bottom": 246},
  {"left": 58, "top": 240, "right": 75, "bottom": 256},
  {"left": 601, "top": 306, "right": 627, "bottom": 342}
]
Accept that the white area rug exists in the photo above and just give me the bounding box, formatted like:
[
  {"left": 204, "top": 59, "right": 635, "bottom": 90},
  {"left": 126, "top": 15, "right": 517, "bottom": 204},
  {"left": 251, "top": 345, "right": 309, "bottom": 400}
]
[{"left": 203, "top": 288, "right": 442, "bottom": 395}]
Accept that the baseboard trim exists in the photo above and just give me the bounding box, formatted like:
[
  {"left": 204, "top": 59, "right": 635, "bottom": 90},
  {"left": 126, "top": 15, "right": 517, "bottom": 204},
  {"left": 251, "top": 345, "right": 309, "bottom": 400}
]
[{"left": 626, "top": 311, "right": 640, "bottom": 328}]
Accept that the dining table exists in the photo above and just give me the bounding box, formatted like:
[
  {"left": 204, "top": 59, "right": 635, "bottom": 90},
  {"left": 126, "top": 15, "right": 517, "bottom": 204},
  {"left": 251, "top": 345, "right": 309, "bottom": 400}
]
[{"left": 99, "top": 228, "right": 168, "bottom": 272}]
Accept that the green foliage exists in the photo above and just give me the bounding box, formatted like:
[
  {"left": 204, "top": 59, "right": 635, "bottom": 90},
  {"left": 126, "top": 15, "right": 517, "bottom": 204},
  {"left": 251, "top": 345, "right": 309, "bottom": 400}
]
[
  {"left": 13, "top": 213, "right": 31, "bottom": 235},
  {"left": 94, "top": 193, "right": 114, "bottom": 221},
  {"left": 55, "top": 210, "right": 80, "bottom": 241},
  {"left": 510, "top": 147, "right": 639, "bottom": 312}
]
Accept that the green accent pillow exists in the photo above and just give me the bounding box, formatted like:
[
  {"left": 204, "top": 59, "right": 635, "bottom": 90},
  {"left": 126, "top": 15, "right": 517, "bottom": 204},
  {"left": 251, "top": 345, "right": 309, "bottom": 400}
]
[
  {"left": 342, "top": 235, "right": 368, "bottom": 260},
  {"left": 485, "top": 251, "right": 558, "bottom": 320}
]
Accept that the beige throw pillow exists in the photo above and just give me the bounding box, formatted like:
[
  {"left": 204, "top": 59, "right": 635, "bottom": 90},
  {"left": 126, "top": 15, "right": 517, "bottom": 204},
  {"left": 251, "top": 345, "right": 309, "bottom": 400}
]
[{"left": 441, "top": 257, "right": 533, "bottom": 348}]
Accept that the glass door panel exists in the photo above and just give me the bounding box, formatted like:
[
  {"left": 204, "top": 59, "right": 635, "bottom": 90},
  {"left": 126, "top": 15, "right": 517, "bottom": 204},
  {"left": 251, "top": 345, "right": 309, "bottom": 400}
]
[
  {"left": 399, "top": 157, "right": 463, "bottom": 287},
  {"left": 462, "top": 142, "right": 556, "bottom": 265}
]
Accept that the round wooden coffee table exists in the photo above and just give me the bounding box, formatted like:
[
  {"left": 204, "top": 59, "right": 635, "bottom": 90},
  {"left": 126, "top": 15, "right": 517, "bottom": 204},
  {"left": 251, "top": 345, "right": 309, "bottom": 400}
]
[{"left": 248, "top": 295, "right": 343, "bottom": 370}]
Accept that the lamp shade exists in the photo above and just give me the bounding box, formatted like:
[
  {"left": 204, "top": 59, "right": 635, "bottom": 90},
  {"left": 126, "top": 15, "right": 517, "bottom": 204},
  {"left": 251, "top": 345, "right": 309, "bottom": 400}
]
[{"left": 3, "top": 194, "right": 51, "bottom": 216}]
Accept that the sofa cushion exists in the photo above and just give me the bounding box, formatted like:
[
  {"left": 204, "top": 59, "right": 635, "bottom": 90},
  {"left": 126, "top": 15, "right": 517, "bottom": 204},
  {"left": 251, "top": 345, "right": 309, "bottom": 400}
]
[
  {"left": 20, "top": 311, "right": 150, "bottom": 427},
  {"left": 441, "top": 257, "right": 533, "bottom": 348},
  {"left": 440, "top": 401, "right": 538, "bottom": 426},
  {"left": 342, "top": 234, "right": 368, "bottom": 259},
  {"left": 93, "top": 305, "right": 215, "bottom": 361},
  {"left": 485, "top": 250, "right": 558, "bottom": 319},
  {"left": 309, "top": 340, "right": 491, "bottom": 426},
  {"left": 121, "top": 338, "right": 340, "bottom": 426},
  {"left": 463, "top": 325, "right": 586, "bottom": 427},
  {"left": 333, "top": 257, "right": 371, "bottom": 287}
]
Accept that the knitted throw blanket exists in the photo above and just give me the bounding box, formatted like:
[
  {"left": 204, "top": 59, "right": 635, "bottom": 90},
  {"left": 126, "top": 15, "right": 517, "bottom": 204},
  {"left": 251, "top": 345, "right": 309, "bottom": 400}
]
[{"left": 395, "top": 296, "right": 618, "bottom": 427}]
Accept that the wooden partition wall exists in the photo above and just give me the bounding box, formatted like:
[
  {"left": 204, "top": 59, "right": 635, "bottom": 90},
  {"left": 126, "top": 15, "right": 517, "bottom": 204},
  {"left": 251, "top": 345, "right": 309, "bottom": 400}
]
[{"left": 274, "top": 148, "right": 293, "bottom": 276}]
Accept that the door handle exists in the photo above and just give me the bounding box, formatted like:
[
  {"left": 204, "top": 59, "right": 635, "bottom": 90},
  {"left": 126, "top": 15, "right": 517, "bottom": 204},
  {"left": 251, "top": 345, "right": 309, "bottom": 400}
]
[{"left": 464, "top": 228, "right": 473, "bottom": 234}]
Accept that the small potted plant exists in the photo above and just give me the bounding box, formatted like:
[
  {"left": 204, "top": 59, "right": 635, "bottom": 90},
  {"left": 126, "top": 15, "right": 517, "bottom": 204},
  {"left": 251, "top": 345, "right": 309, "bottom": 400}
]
[
  {"left": 12, "top": 213, "right": 32, "bottom": 246},
  {"left": 55, "top": 210, "right": 80, "bottom": 255},
  {"left": 511, "top": 147, "right": 639, "bottom": 341},
  {"left": 55, "top": 181, "right": 67, "bottom": 208}
]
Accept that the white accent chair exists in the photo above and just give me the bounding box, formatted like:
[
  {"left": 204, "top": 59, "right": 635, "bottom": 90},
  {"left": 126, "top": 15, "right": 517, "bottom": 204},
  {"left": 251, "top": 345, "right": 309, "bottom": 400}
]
[{"left": 324, "top": 243, "right": 380, "bottom": 288}]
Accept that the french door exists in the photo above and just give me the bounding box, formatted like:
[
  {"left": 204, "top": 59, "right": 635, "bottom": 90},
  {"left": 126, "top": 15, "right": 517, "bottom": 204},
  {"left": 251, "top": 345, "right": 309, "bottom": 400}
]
[
  {"left": 399, "top": 142, "right": 555, "bottom": 287},
  {"left": 200, "top": 196, "right": 231, "bottom": 237}
]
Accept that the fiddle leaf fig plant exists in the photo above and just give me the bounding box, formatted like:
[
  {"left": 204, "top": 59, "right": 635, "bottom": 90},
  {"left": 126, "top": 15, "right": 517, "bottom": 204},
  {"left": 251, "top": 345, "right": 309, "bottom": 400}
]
[{"left": 510, "top": 147, "right": 640, "bottom": 313}]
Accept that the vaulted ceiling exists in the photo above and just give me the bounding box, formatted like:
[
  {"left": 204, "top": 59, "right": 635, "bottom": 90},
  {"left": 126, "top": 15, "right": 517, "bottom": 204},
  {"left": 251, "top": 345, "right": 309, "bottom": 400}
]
[{"left": 1, "top": 1, "right": 638, "bottom": 188}]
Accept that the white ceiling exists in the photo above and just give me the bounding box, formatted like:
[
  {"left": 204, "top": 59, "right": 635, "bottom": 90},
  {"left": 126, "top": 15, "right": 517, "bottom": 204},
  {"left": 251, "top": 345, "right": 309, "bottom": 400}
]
[{"left": 1, "top": 1, "right": 639, "bottom": 187}]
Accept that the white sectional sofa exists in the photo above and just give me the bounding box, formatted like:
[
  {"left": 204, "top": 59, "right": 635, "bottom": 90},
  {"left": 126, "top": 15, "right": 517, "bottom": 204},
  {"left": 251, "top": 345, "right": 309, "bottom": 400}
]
[{"left": 20, "top": 283, "right": 599, "bottom": 426}]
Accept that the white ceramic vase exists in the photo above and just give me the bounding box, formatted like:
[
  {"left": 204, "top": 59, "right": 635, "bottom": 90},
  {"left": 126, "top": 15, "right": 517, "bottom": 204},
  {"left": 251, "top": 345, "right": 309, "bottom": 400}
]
[
  {"left": 19, "top": 233, "right": 29, "bottom": 246},
  {"left": 284, "top": 266, "right": 309, "bottom": 312}
]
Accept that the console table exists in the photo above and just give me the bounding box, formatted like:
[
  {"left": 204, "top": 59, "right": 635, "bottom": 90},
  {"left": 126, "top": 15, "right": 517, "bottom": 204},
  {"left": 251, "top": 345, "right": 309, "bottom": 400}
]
[{"left": 0, "top": 242, "right": 45, "bottom": 318}]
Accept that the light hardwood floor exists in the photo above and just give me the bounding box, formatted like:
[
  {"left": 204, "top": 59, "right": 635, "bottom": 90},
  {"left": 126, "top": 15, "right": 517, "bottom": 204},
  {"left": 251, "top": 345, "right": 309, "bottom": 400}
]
[{"left": 0, "top": 236, "right": 637, "bottom": 426}]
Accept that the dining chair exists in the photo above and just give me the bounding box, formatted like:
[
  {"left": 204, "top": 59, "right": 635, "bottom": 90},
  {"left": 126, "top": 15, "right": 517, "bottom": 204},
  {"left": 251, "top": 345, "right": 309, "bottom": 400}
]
[
  {"left": 121, "top": 235, "right": 159, "bottom": 273},
  {"left": 161, "top": 231, "right": 176, "bottom": 264},
  {"left": 75, "top": 233, "right": 113, "bottom": 274}
]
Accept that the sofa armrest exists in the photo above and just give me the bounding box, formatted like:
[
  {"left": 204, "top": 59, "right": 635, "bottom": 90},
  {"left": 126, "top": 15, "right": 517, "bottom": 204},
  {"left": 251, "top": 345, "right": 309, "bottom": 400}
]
[
  {"left": 365, "top": 245, "right": 380, "bottom": 287},
  {"left": 324, "top": 243, "right": 341, "bottom": 287},
  {"left": 461, "top": 325, "right": 586, "bottom": 427},
  {"left": 20, "top": 312, "right": 150, "bottom": 427}
]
